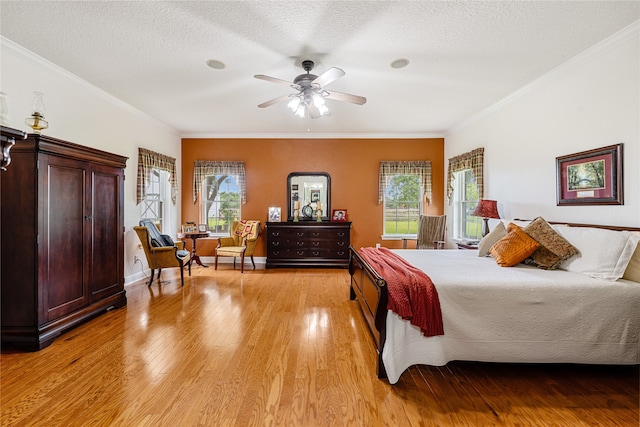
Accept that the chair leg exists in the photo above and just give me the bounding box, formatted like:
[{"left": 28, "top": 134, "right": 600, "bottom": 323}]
[
  {"left": 233, "top": 258, "right": 236, "bottom": 270},
  {"left": 148, "top": 269, "right": 156, "bottom": 287},
  {"left": 188, "top": 260, "right": 191, "bottom": 276},
  {"left": 179, "top": 263, "right": 185, "bottom": 286},
  {"left": 250, "top": 255, "right": 256, "bottom": 270},
  {"left": 240, "top": 254, "right": 245, "bottom": 273},
  {"left": 214, "top": 254, "right": 218, "bottom": 270}
]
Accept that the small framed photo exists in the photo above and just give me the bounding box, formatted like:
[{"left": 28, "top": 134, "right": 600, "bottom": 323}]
[
  {"left": 182, "top": 223, "right": 196, "bottom": 233},
  {"left": 332, "top": 209, "right": 347, "bottom": 222},
  {"left": 198, "top": 224, "right": 207, "bottom": 232},
  {"left": 268, "top": 206, "right": 281, "bottom": 222},
  {"left": 556, "top": 143, "right": 623, "bottom": 206}
]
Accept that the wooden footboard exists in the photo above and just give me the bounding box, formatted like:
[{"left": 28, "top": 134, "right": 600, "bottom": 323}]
[{"left": 348, "top": 246, "right": 388, "bottom": 378}]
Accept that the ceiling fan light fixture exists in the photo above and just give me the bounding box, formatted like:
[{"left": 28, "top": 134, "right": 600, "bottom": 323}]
[
  {"left": 287, "top": 96, "right": 301, "bottom": 112},
  {"left": 294, "top": 104, "right": 306, "bottom": 118},
  {"left": 312, "top": 93, "right": 325, "bottom": 108}
]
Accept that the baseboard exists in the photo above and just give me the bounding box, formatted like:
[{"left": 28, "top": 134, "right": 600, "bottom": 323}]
[{"left": 124, "top": 256, "right": 268, "bottom": 285}]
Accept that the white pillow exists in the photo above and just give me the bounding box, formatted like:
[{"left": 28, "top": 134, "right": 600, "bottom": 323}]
[
  {"left": 477, "top": 221, "right": 507, "bottom": 257},
  {"left": 556, "top": 226, "right": 640, "bottom": 281}
]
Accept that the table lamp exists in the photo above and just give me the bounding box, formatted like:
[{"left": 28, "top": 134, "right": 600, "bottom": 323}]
[{"left": 470, "top": 199, "right": 500, "bottom": 237}]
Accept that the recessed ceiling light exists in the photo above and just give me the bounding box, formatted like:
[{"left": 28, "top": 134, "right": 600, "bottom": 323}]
[
  {"left": 390, "top": 58, "right": 409, "bottom": 69},
  {"left": 206, "top": 59, "right": 226, "bottom": 70}
]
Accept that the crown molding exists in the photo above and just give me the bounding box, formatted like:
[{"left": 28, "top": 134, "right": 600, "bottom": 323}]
[
  {"left": 447, "top": 20, "right": 640, "bottom": 135},
  {"left": 180, "top": 132, "right": 445, "bottom": 139},
  {"left": 1, "top": 36, "right": 180, "bottom": 136}
]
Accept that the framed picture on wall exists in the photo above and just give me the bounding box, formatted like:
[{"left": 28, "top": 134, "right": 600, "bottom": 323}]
[{"left": 556, "top": 143, "right": 623, "bottom": 206}]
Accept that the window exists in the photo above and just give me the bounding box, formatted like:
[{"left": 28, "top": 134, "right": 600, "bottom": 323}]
[
  {"left": 201, "top": 175, "right": 241, "bottom": 234},
  {"left": 378, "top": 161, "right": 432, "bottom": 237},
  {"left": 193, "top": 160, "right": 246, "bottom": 235},
  {"left": 447, "top": 147, "right": 485, "bottom": 242},
  {"left": 140, "top": 169, "right": 164, "bottom": 230},
  {"left": 452, "top": 169, "right": 482, "bottom": 241},
  {"left": 383, "top": 174, "right": 422, "bottom": 235},
  {"left": 136, "top": 148, "right": 177, "bottom": 235}
]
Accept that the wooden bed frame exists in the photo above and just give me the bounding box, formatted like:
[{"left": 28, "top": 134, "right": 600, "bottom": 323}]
[{"left": 348, "top": 222, "right": 640, "bottom": 379}]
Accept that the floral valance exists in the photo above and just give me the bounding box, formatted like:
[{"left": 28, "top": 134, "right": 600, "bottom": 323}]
[
  {"left": 378, "top": 161, "right": 432, "bottom": 205},
  {"left": 136, "top": 148, "right": 177, "bottom": 205},
  {"left": 446, "top": 147, "right": 484, "bottom": 203},
  {"left": 192, "top": 160, "right": 246, "bottom": 205}
]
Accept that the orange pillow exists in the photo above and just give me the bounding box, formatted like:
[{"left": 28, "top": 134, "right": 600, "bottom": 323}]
[{"left": 490, "top": 225, "right": 541, "bottom": 267}]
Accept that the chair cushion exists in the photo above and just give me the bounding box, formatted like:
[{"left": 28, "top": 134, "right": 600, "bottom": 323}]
[
  {"left": 217, "top": 246, "right": 246, "bottom": 257},
  {"left": 177, "top": 249, "right": 190, "bottom": 258}
]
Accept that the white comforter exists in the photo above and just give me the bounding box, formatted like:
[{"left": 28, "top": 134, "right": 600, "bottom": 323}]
[{"left": 383, "top": 250, "right": 640, "bottom": 384}]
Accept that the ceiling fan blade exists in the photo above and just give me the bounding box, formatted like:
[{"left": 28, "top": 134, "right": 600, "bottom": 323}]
[
  {"left": 254, "top": 74, "right": 294, "bottom": 86},
  {"left": 325, "top": 90, "right": 367, "bottom": 105},
  {"left": 258, "top": 95, "right": 291, "bottom": 108},
  {"left": 312, "top": 67, "right": 345, "bottom": 88}
]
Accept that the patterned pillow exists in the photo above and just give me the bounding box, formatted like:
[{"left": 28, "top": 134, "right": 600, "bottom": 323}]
[
  {"left": 490, "top": 224, "right": 540, "bottom": 267},
  {"left": 523, "top": 217, "right": 578, "bottom": 270}
]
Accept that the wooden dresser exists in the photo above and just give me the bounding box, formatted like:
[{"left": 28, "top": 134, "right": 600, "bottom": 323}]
[
  {"left": 266, "top": 221, "right": 351, "bottom": 268},
  {"left": 1, "top": 133, "right": 127, "bottom": 351}
]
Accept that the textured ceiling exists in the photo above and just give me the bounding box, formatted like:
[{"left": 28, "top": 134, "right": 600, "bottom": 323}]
[{"left": 1, "top": 1, "right": 639, "bottom": 137}]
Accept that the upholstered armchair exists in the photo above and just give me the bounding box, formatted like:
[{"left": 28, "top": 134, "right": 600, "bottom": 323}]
[
  {"left": 215, "top": 220, "right": 261, "bottom": 273},
  {"left": 134, "top": 219, "right": 191, "bottom": 286},
  {"left": 417, "top": 215, "right": 446, "bottom": 249}
]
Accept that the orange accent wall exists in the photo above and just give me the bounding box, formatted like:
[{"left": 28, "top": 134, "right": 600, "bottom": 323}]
[{"left": 181, "top": 138, "right": 444, "bottom": 257}]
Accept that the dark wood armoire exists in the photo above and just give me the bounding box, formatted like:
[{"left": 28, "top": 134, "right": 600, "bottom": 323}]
[{"left": 1, "top": 131, "right": 128, "bottom": 351}]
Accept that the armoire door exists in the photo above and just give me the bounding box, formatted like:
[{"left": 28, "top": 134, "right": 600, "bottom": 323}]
[
  {"left": 40, "top": 154, "right": 90, "bottom": 322},
  {"left": 89, "top": 163, "right": 124, "bottom": 301}
]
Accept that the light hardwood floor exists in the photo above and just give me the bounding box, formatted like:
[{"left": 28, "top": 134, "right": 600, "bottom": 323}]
[{"left": 1, "top": 265, "right": 638, "bottom": 426}]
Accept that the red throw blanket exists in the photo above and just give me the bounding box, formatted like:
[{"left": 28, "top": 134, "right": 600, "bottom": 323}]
[{"left": 358, "top": 247, "right": 444, "bottom": 337}]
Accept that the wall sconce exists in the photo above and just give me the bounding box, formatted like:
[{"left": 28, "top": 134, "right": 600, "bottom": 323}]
[{"left": 25, "top": 91, "right": 48, "bottom": 134}]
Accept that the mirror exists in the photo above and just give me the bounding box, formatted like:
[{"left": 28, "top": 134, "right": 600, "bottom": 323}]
[{"left": 287, "top": 172, "right": 331, "bottom": 221}]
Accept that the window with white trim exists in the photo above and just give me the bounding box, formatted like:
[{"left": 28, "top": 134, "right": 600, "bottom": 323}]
[
  {"left": 383, "top": 174, "right": 422, "bottom": 235},
  {"left": 201, "top": 175, "right": 241, "bottom": 235},
  {"left": 452, "top": 169, "right": 482, "bottom": 241},
  {"left": 140, "top": 168, "right": 165, "bottom": 231}
]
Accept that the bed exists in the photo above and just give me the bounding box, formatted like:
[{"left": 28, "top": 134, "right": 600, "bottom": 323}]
[{"left": 348, "top": 221, "right": 640, "bottom": 384}]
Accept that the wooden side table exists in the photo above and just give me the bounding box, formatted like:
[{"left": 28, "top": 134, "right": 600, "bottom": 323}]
[
  {"left": 178, "top": 232, "right": 210, "bottom": 267},
  {"left": 456, "top": 242, "right": 479, "bottom": 250}
]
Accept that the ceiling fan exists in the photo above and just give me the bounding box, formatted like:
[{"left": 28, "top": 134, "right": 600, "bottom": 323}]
[{"left": 254, "top": 60, "right": 366, "bottom": 119}]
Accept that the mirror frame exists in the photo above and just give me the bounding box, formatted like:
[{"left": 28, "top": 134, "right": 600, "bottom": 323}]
[{"left": 287, "top": 172, "right": 331, "bottom": 221}]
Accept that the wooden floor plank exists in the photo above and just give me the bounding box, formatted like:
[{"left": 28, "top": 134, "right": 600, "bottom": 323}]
[{"left": 2, "top": 267, "right": 638, "bottom": 426}]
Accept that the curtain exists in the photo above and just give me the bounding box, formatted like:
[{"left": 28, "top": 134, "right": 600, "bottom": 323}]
[
  {"left": 446, "top": 147, "right": 484, "bottom": 203},
  {"left": 192, "top": 160, "right": 246, "bottom": 205},
  {"left": 378, "top": 161, "right": 432, "bottom": 205},
  {"left": 137, "top": 148, "right": 177, "bottom": 205}
]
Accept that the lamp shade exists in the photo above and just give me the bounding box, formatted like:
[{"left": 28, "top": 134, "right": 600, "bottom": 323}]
[{"left": 470, "top": 199, "right": 500, "bottom": 219}]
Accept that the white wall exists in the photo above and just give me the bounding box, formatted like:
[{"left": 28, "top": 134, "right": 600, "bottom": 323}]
[
  {"left": 1, "top": 38, "right": 182, "bottom": 284},
  {"left": 445, "top": 22, "right": 639, "bottom": 228}
]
